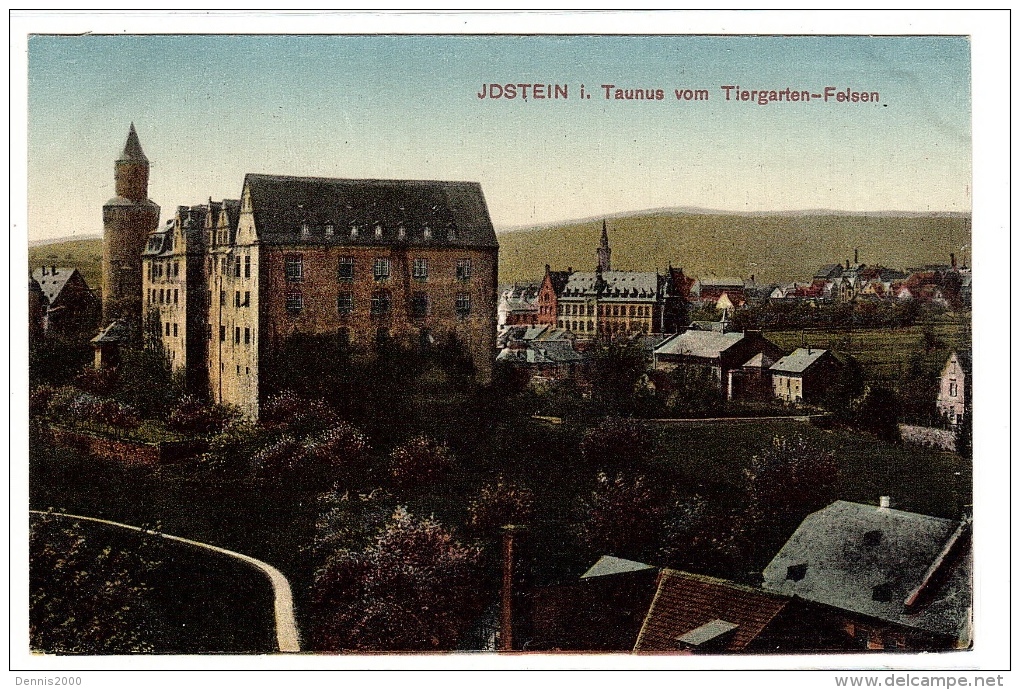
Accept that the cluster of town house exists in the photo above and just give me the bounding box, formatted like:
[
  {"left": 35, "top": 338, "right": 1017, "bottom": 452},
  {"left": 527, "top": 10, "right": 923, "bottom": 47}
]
[
  {"left": 496, "top": 226, "right": 968, "bottom": 416},
  {"left": 476, "top": 498, "right": 971, "bottom": 652}
]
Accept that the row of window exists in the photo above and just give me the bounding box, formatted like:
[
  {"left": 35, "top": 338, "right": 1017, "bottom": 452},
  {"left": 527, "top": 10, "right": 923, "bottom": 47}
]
[
  {"left": 208, "top": 254, "right": 252, "bottom": 279},
  {"left": 557, "top": 319, "right": 650, "bottom": 334},
  {"left": 558, "top": 303, "right": 653, "bottom": 317},
  {"left": 158, "top": 321, "right": 179, "bottom": 338},
  {"left": 147, "top": 260, "right": 180, "bottom": 281},
  {"left": 149, "top": 288, "right": 180, "bottom": 305},
  {"left": 286, "top": 255, "right": 473, "bottom": 283},
  {"left": 286, "top": 291, "right": 472, "bottom": 317},
  {"left": 297, "top": 222, "right": 451, "bottom": 242},
  {"left": 214, "top": 324, "right": 253, "bottom": 345}
]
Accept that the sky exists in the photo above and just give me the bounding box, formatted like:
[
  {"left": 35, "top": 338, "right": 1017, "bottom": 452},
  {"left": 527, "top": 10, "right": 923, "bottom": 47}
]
[{"left": 25, "top": 29, "right": 971, "bottom": 242}]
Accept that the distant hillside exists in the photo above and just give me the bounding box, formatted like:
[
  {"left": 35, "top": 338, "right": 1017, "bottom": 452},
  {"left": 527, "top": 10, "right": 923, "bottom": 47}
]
[
  {"left": 497, "top": 212, "right": 971, "bottom": 285},
  {"left": 29, "top": 238, "right": 104, "bottom": 292}
]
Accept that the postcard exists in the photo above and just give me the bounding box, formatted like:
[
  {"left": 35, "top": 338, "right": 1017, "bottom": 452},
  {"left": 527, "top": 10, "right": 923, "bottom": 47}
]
[{"left": 11, "top": 10, "right": 1009, "bottom": 685}]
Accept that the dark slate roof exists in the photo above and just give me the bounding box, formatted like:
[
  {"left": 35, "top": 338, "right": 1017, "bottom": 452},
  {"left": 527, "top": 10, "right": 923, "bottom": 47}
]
[
  {"left": 769, "top": 347, "right": 831, "bottom": 374},
  {"left": 31, "top": 267, "right": 81, "bottom": 304},
  {"left": 560, "top": 271, "right": 660, "bottom": 301},
  {"left": 91, "top": 319, "right": 132, "bottom": 344},
  {"left": 634, "top": 570, "right": 790, "bottom": 653},
  {"left": 814, "top": 264, "right": 844, "bottom": 280},
  {"left": 581, "top": 556, "right": 656, "bottom": 579},
  {"left": 762, "top": 501, "right": 971, "bottom": 639},
  {"left": 243, "top": 174, "right": 497, "bottom": 249},
  {"left": 546, "top": 270, "right": 572, "bottom": 296},
  {"left": 653, "top": 330, "right": 746, "bottom": 359},
  {"left": 118, "top": 123, "right": 148, "bottom": 162},
  {"left": 142, "top": 223, "right": 174, "bottom": 256}
]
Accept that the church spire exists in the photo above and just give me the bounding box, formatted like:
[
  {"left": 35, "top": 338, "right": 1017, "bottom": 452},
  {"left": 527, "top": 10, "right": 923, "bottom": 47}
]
[{"left": 596, "top": 218, "right": 612, "bottom": 272}]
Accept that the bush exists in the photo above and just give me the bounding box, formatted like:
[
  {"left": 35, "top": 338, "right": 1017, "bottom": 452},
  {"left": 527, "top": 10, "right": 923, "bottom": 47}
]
[
  {"left": 389, "top": 436, "right": 454, "bottom": 487},
  {"left": 575, "top": 471, "right": 676, "bottom": 561},
  {"left": 167, "top": 396, "right": 236, "bottom": 436},
  {"left": 29, "top": 385, "right": 58, "bottom": 418},
  {"left": 466, "top": 478, "right": 535, "bottom": 533},
  {"left": 304, "top": 422, "right": 372, "bottom": 471},
  {"left": 252, "top": 435, "right": 306, "bottom": 479},
  {"left": 579, "top": 417, "right": 652, "bottom": 469},
  {"left": 260, "top": 391, "right": 338, "bottom": 435},
  {"left": 30, "top": 513, "right": 162, "bottom": 653},
  {"left": 311, "top": 506, "right": 483, "bottom": 651}
]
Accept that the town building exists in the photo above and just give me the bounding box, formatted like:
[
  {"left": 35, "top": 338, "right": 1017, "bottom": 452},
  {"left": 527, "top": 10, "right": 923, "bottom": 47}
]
[
  {"left": 497, "top": 282, "right": 541, "bottom": 327},
  {"left": 544, "top": 222, "right": 688, "bottom": 338},
  {"left": 763, "top": 500, "right": 971, "bottom": 651},
  {"left": 102, "top": 124, "right": 161, "bottom": 327},
  {"left": 536, "top": 264, "right": 572, "bottom": 327},
  {"left": 31, "top": 266, "right": 101, "bottom": 335},
  {"left": 652, "top": 330, "right": 784, "bottom": 400},
  {"left": 769, "top": 347, "right": 842, "bottom": 403},
  {"left": 519, "top": 556, "right": 844, "bottom": 653},
  {"left": 937, "top": 351, "right": 969, "bottom": 426}
]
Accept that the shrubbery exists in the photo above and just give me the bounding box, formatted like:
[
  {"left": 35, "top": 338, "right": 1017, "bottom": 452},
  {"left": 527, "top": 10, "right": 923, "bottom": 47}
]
[
  {"left": 389, "top": 436, "right": 454, "bottom": 488},
  {"left": 311, "top": 506, "right": 483, "bottom": 651},
  {"left": 466, "top": 477, "right": 535, "bottom": 534}
]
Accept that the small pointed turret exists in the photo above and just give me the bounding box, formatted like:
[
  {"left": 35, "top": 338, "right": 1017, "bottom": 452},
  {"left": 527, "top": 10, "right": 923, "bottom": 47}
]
[
  {"left": 118, "top": 123, "right": 149, "bottom": 162},
  {"left": 114, "top": 123, "right": 151, "bottom": 202}
]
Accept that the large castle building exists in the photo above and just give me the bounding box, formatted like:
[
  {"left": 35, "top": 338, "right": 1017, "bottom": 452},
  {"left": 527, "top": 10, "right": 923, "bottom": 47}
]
[
  {"left": 129, "top": 141, "right": 499, "bottom": 419},
  {"left": 102, "top": 125, "right": 160, "bottom": 326}
]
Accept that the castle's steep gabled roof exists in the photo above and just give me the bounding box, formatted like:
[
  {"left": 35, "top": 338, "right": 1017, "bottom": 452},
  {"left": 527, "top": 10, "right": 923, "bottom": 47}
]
[{"left": 243, "top": 174, "right": 497, "bottom": 249}]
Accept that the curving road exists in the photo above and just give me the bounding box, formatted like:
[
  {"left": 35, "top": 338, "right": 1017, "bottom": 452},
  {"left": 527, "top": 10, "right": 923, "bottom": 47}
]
[{"left": 29, "top": 510, "right": 301, "bottom": 653}]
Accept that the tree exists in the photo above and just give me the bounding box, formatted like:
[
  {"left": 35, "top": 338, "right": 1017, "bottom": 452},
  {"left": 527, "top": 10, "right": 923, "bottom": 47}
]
[
  {"left": 30, "top": 514, "right": 162, "bottom": 653},
  {"left": 311, "top": 507, "right": 483, "bottom": 651},
  {"left": 955, "top": 410, "right": 972, "bottom": 460},
  {"left": 575, "top": 471, "right": 676, "bottom": 562},
  {"left": 389, "top": 435, "right": 454, "bottom": 488},
  {"left": 466, "top": 477, "right": 535, "bottom": 534},
  {"left": 579, "top": 417, "right": 652, "bottom": 470},
  {"left": 586, "top": 339, "right": 648, "bottom": 414},
  {"left": 741, "top": 435, "right": 838, "bottom": 563},
  {"left": 853, "top": 385, "right": 902, "bottom": 444}
]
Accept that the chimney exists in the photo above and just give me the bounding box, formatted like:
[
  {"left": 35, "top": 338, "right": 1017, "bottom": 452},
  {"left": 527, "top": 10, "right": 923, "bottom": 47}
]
[
  {"left": 854, "top": 248, "right": 859, "bottom": 264},
  {"left": 51, "top": 265, "right": 57, "bottom": 275},
  {"left": 41, "top": 266, "right": 47, "bottom": 276},
  {"left": 950, "top": 253, "right": 957, "bottom": 269},
  {"left": 545, "top": 264, "right": 551, "bottom": 275},
  {"left": 567, "top": 266, "right": 573, "bottom": 274},
  {"left": 846, "top": 259, "right": 850, "bottom": 270},
  {"left": 499, "top": 525, "right": 523, "bottom": 652},
  {"left": 879, "top": 496, "right": 891, "bottom": 509}
]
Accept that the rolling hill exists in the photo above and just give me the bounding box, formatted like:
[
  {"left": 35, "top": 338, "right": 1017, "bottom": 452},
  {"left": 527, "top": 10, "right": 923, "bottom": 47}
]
[
  {"left": 29, "top": 238, "right": 104, "bottom": 292},
  {"left": 497, "top": 212, "right": 971, "bottom": 285},
  {"left": 27, "top": 211, "right": 971, "bottom": 293}
]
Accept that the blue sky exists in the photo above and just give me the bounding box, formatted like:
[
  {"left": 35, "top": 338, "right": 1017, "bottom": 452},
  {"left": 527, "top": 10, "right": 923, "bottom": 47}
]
[{"left": 27, "top": 34, "right": 971, "bottom": 241}]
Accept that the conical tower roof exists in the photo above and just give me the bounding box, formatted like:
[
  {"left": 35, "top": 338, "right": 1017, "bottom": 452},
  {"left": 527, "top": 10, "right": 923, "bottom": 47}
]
[{"left": 118, "top": 123, "right": 148, "bottom": 162}]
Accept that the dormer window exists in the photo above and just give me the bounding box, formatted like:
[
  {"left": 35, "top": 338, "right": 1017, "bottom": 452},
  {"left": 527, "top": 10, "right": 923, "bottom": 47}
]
[
  {"left": 423, "top": 226, "right": 432, "bottom": 240},
  {"left": 375, "top": 224, "right": 383, "bottom": 239},
  {"left": 398, "top": 225, "right": 406, "bottom": 240},
  {"left": 325, "top": 223, "right": 335, "bottom": 238},
  {"left": 301, "top": 223, "right": 310, "bottom": 240},
  {"left": 350, "top": 225, "right": 359, "bottom": 238}
]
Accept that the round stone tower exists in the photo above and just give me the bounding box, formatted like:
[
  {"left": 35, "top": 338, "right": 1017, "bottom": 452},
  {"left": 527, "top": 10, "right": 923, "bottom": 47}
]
[{"left": 102, "top": 124, "right": 161, "bottom": 326}]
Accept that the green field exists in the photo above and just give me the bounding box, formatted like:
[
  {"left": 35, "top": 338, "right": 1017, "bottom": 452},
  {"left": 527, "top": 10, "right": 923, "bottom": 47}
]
[
  {"left": 29, "top": 238, "right": 104, "bottom": 293},
  {"left": 765, "top": 320, "right": 971, "bottom": 384},
  {"left": 498, "top": 212, "right": 971, "bottom": 284}
]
